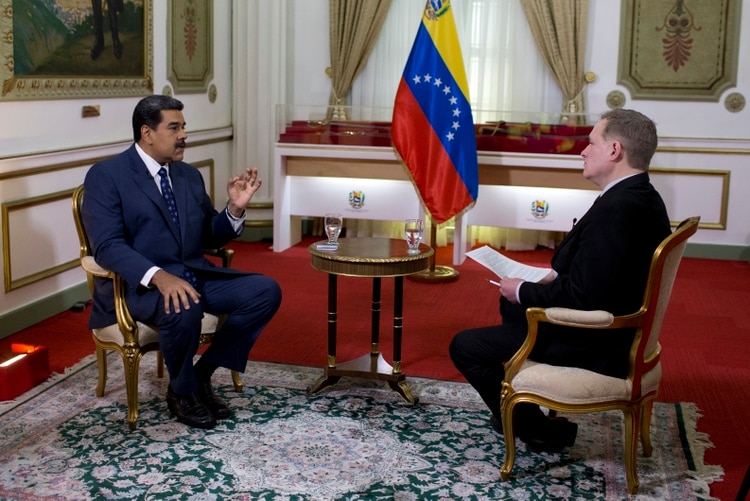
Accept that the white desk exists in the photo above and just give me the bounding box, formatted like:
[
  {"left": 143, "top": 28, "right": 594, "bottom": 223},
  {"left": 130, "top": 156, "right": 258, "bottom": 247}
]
[{"left": 273, "top": 144, "right": 598, "bottom": 264}]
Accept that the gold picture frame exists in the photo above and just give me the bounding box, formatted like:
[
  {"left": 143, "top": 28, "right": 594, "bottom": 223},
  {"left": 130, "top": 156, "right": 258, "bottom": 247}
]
[
  {"left": 0, "top": 0, "right": 153, "bottom": 101},
  {"left": 167, "top": 0, "right": 213, "bottom": 94},
  {"left": 617, "top": 0, "right": 740, "bottom": 101}
]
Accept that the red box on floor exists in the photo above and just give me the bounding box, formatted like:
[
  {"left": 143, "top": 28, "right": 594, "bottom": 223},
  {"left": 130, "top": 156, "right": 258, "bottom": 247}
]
[{"left": 0, "top": 344, "right": 50, "bottom": 401}]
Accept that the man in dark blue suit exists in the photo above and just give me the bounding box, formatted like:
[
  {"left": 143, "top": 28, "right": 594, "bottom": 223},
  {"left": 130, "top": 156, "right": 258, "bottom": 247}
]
[
  {"left": 82, "top": 95, "right": 282, "bottom": 429},
  {"left": 450, "top": 109, "right": 671, "bottom": 452}
]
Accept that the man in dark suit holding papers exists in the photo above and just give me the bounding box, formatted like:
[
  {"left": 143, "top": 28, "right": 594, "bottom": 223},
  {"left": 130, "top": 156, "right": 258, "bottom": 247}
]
[
  {"left": 450, "top": 109, "right": 671, "bottom": 452},
  {"left": 83, "top": 95, "right": 281, "bottom": 429}
]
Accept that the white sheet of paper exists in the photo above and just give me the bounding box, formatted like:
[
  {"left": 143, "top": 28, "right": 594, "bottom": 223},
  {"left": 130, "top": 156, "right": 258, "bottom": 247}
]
[{"left": 466, "top": 245, "right": 552, "bottom": 283}]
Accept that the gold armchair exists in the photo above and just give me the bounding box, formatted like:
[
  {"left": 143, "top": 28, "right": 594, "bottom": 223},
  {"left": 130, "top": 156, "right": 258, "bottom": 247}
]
[
  {"left": 499, "top": 216, "right": 700, "bottom": 495},
  {"left": 71, "top": 184, "right": 243, "bottom": 430}
]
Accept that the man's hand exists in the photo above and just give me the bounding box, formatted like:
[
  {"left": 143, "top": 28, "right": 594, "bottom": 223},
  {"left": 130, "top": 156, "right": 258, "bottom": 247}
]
[
  {"left": 499, "top": 277, "right": 523, "bottom": 304},
  {"left": 498, "top": 270, "right": 556, "bottom": 304},
  {"left": 150, "top": 269, "right": 201, "bottom": 314},
  {"left": 227, "top": 167, "right": 261, "bottom": 217}
]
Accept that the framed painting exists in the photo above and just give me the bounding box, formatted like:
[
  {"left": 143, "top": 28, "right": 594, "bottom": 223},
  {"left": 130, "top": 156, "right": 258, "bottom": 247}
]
[
  {"left": 0, "top": 0, "right": 153, "bottom": 101},
  {"left": 167, "top": 0, "right": 213, "bottom": 94},
  {"left": 617, "top": 0, "right": 741, "bottom": 101}
]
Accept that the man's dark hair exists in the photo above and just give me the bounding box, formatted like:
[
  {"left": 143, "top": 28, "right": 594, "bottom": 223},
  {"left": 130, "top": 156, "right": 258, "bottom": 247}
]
[
  {"left": 599, "top": 108, "right": 657, "bottom": 171},
  {"left": 132, "top": 95, "right": 184, "bottom": 142}
]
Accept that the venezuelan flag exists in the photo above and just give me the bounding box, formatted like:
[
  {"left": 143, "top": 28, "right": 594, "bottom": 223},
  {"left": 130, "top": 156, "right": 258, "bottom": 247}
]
[{"left": 391, "top": 0, "right": 478, "bottom": 224}]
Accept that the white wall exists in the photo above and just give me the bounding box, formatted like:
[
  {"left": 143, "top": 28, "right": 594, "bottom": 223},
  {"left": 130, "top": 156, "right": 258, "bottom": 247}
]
[
  {"left": 0, "top": 0, "right": 236, "bottom": 324},
  {"left": 0, "top": 1, "right": 235, "bottom": 158},
  {"left": 585, "top": 1, "right": 750, "bottom": 139}
]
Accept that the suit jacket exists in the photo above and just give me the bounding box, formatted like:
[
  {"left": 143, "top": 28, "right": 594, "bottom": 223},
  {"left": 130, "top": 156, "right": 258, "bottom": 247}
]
[
  {"left": 82, "top": 144, "right": 244, "bottom": 329},
  {"left": 502, "top": 172, "right": 671, "bottom": 378}
]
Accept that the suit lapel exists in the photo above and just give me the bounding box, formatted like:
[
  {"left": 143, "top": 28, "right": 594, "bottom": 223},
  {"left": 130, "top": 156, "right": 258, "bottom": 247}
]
[{"left": 555, "top": 195, "right": 597, "bottom": 255}]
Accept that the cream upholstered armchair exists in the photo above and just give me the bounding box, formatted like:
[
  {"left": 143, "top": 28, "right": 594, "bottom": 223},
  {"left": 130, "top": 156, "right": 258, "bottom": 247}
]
[
  {"left": 72, "top": 185, "right": 243, "bottom": 430},
  {"left": 499, "top": 216, "right": 700, "bottom": 496}
]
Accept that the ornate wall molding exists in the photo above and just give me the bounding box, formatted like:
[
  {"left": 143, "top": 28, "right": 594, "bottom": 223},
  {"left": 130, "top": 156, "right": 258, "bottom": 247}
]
[{"left": 617, "top": 0, "right": 741, "bottom": 101}]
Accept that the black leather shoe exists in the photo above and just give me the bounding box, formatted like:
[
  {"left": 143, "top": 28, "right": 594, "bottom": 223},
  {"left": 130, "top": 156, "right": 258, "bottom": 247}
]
[
  {"left": 166, "top": 386, "right": 216, "bottom": 429},
  {"left": 521, "top": 417, "right": 578, "bottom": 453},
  {"left": 197, "top": 382, "right": 232, "bottom": 420}
]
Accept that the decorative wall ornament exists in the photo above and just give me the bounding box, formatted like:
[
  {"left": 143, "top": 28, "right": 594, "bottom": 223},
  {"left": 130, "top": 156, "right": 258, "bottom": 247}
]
[
  {"left": 0, "top": 0, "right": 152, "bottom": 101},
  {"left": 606, "top": 90, "right": 626, "bottom": 109},
  {"left": 617, "top": 0, "right": 740, "bottom": 101},
  {"left": 724, "top": 92, "right": 745, "bottom": 113},
  {"left": 208, "top": 83, "right": 217, "bottom": 103},
  {"left": 659, "top": 1, "right": 700, "bottom": 71},
  {"left": 167, "top": 0, "right": 214, "bottom": 94}
]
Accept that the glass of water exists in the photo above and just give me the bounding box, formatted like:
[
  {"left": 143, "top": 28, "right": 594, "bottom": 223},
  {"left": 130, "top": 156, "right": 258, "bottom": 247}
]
[
  {"left": 324, "top": 213, "right": 343, "bottom": 244},
  {"left": 404, "top": 218, "right": 424, "bottom": 254}
]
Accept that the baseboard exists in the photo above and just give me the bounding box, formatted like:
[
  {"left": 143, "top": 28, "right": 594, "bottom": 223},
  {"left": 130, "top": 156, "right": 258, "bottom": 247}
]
[
  {"left": 684, "top": 242, "right": 750, "bottom": 261},
  {"left": 238, "top": 227, "right": 273, "bottom": 242},
  {"left": 0, "top": 283, "right": 90, "bottom": 340}
]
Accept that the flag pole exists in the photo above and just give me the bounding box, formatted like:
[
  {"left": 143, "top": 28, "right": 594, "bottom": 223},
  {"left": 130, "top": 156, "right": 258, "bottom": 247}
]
[{"left": 408, "top": 216, "right": 459, "bottom": 283}]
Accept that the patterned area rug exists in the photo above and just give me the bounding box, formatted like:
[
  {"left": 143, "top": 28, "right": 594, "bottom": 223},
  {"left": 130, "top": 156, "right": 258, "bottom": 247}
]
[{"left": 0, "top": 354, "right": 722, "bottom": 500}]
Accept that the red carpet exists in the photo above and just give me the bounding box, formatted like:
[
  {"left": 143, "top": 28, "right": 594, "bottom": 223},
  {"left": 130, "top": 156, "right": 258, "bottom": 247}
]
[{"left": 2, "top": 237, "right": 748, "bottom": 500}]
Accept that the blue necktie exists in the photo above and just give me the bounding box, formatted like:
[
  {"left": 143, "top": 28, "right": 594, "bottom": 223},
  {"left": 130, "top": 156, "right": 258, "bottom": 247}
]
[
  {"left": 158, "top": 167, "right": 180, "bottom": 230},
  {"left": 158, "top": 167, "right": 198, "bottom": 288}
]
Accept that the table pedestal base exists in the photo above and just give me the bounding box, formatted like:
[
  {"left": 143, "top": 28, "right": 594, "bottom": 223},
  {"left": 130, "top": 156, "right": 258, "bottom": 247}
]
[
  {"left": 407, "top": 264, "right": 459, "bottom": 283},
  {"left": 307, "top": 239, "right": 433, "bottom": 407},
  {"left": 307, "top": 352, "right": 418, "bottom": 405}
]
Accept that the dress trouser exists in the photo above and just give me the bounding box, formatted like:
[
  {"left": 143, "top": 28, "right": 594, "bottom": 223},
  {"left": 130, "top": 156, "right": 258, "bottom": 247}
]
[
  {"left": 151, "top": 273, "right": 282, "bottom": 395},
  {"left": 449, "top": 321, "right": 548, "bottom": 432}
]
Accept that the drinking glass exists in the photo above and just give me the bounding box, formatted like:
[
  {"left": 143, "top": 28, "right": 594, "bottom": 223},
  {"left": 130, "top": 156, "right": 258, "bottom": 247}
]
[
  {"left": 404, "top": 218, "right": 424, "bottom": 254},
  {"left": 324, "top": 213, "right": 343, "bottom": 244}
]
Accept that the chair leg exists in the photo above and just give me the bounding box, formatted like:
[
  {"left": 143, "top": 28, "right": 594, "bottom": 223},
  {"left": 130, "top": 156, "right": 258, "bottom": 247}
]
[
  {"left": 95, "top": 345, "right": 108, "bottom": 397},
  {"left": 157, "top": 351, "right": 165, "bottom": 379},
  {"left": 623, "top": 408, "right": 641, "bottom": 495},
  {"left": 231, "top": 370, "right": 244, "bottom": 392},
  {"left": 499, "top": 400, "right": 517, "bottom": 481},
  {"left": 123, "top": 351, "right": 144, "bottom": 430},
  {"left": 641, "top": 399, "right": 654, "bottom": 457}
]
